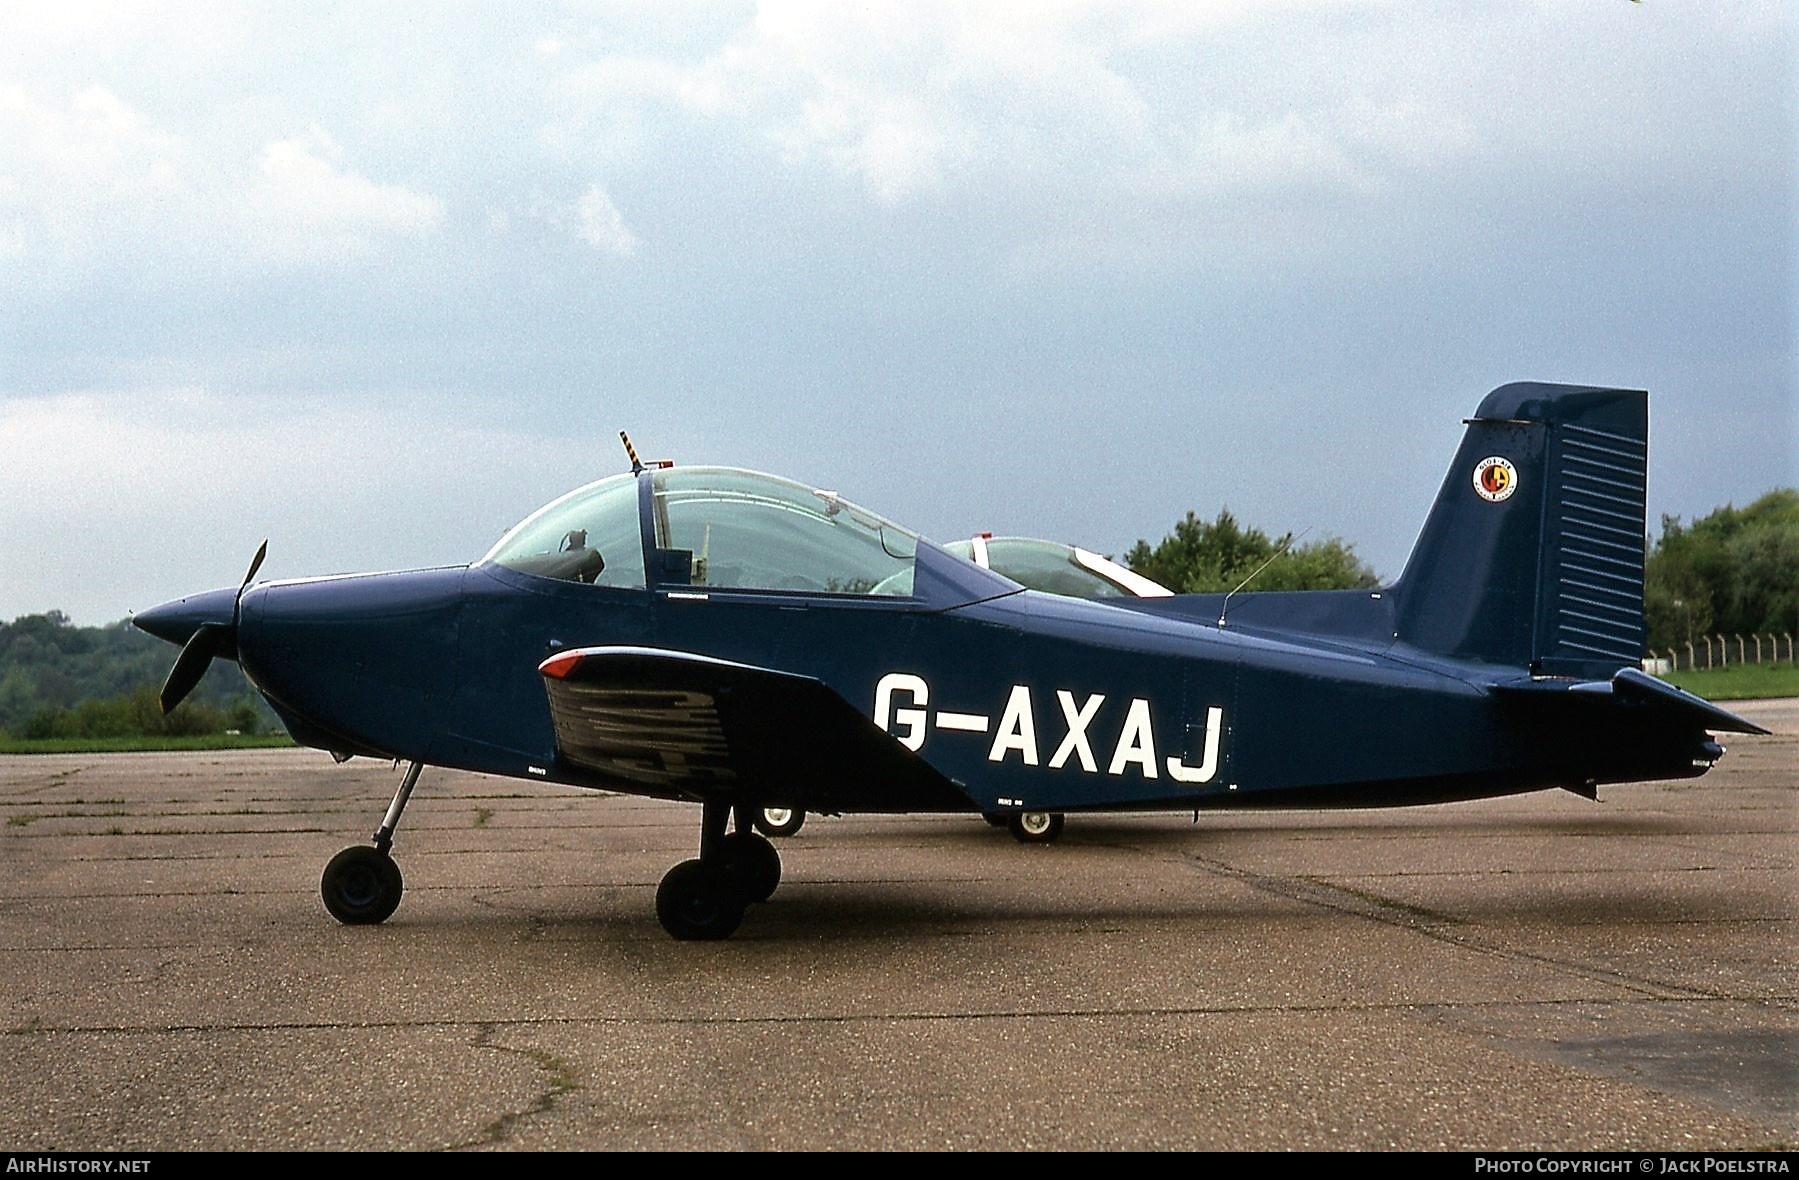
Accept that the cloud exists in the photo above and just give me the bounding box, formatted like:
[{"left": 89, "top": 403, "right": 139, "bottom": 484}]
[
  {"left": 545, "top": 2, "right": 1487, "bottom": 221},
  {"left": 0, "top": 87, "right": 443, "bottom": 278},
  {"left": 0, "top": 84, "right": 184, "bottom": 268},
  {"left": 575, "top": 184, "right": 639, "bottom": 256},
  {"left": 771, "top": 90, "right": 971, "bottom": 205},
  {"left": 247, "top": 128, "right": 444, "bottom": 262}
]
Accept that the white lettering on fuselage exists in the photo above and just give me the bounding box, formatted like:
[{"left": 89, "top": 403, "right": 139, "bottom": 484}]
[
  {"left": 872, "top": 674, "right": 1224, "bottom": 784},
  {"left": 1049, "top": 691, "right": 1104, "bottom": 771},
  {"left": 874, "top": 673, "right": 930, "bottom": 751},
  {"left": 989, "top": 685, "right": 1037, "bottom": 764},
  {"left": 1109, "top": 698, "right": 1158, "bottom": 778}
]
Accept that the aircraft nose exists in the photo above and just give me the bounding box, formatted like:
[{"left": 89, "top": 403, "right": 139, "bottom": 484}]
[
  {"left": 133, "top": 586, "right": 240, "bottom": 647},
  {"left": 235, "top": 568, "right": 467, "bottom": 761}
]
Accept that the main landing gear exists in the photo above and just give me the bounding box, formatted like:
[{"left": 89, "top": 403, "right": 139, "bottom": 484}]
[
  {"left": 321, "top": 760, "right": 420, "bottom": 925},
  {"left": 656, "top": 798, "right": 783, "bottom": 940},
  {"left": 981, "top": 810, "right": 1066, "bottom": 843},
  {"left": 753, "top": 806, "right": 805, "bottom": 838},
  {"left": 1008, "top": 811, "right": 1064, "bottom": 844}
]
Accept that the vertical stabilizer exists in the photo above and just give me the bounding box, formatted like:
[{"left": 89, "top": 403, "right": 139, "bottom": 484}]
[{"left": 1393, "top": 383, "right": 1647, "bottom": 677}]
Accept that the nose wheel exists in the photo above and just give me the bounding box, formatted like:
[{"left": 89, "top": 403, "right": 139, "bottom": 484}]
[
  {"left": 655, "top": 799, "right": 783, "bottom": 940},
  {"left": 321, "top": 845, "right": 404, "bottom": 923},
  {"left": 322, "top": 760, "right": 421, "bottom": 926}
]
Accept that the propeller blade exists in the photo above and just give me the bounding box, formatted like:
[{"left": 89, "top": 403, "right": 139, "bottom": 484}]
[
  {"left": 159, "top": 623, "right": 234, "bottom": 714},
  {"left": 239, "top": 540, "right": 268, "bottom": 602},
  {"left": 158, "top": 541, "right": 265, "bottom": 713}
]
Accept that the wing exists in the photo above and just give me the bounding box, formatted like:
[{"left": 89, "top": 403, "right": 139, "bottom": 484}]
[{"left": 538, "top": 645, "right": 976, "bottom": 812}]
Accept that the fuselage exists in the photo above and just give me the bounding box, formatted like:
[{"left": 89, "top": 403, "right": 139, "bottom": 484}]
[{"left": 143, "top": 541, "right": 1720, "bottom": 817}]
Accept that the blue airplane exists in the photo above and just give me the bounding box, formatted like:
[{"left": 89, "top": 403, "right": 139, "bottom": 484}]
[{"left": 134, "top": 382, "right": 1765, "bottom": 939}]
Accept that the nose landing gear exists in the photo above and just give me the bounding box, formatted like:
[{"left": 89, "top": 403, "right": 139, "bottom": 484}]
[
  {"left": 321, "top": 845, "right": 404, "bottom": 924},
  {"left": 321, "top": 760, "right": 420, "bottom": 925}
]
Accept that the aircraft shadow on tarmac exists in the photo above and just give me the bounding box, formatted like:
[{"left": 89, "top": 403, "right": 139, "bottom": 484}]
[{"left": 381, "top": 862, "right": 1761, "bottom": 944}]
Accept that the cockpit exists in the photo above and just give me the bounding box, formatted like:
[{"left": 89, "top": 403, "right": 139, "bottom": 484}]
[
  {"left": 483, "top": 467, "right": 920, "bottom": 597},
  {"left": 650, "top": 468, "right": 917, "bottom": 595},
  {"left": 482, "top": 472, "right": 646, "bottom": 587}
]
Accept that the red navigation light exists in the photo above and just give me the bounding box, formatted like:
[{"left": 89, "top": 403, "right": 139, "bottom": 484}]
[{"left": 539, "top": 650, "right": 584, "bottom": 680}]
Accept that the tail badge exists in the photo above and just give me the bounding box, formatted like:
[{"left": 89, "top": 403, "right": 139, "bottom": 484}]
[{"left": 1472, "top": 456, "right": 1518, "bottom": 502}]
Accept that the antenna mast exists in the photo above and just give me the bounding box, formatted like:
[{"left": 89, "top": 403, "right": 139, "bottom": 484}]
[{"left": 1218, "top": 527, "right": 1310, "bottom": 628}]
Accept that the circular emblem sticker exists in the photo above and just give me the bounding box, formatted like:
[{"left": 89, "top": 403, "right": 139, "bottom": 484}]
[{"left": 1472, "top": 457, "right": 1518, "bottom": 502}]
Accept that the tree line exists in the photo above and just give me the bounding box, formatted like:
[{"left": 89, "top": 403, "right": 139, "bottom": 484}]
[
  {"left": 1123, "top": 508, "right": 1380, "bottom": 594},
  {"left": 1644, "top": 489, "right": 1798, "bottom": 650},
  {"left": 0, "top": 612, "right": 272, "bottom": 740}
]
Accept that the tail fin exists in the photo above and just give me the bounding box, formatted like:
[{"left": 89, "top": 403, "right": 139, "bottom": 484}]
[{"left": 1394, "top": 382, "right": 1647, "bottom": 677}]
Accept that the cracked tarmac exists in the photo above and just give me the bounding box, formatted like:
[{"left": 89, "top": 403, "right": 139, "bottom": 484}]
[{"left": 1, "top": 699, "right": 1793, "bottom": 1150}]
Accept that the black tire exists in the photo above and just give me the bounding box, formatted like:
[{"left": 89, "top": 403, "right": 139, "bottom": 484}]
[
  {"left": 656, "top": 859, "right": 745, "bottom": 940},
  {"left": 754, "top": 807, "right": 805, "bottom": 838},
  {"left": 321, "top": 845, "right": 404, "bottom": 924},
  {"left": 718, "top": 831, "right": 782, "bottom": 903},
  {"left": 1008, "top": 811, "right": 1064, "bottom": 844}
]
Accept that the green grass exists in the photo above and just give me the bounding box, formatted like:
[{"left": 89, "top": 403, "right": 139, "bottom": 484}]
[
  {"left": 1662, "top": 662, "right": 1799, "bottom": 701},
  {"left": 0, "top": 733, "right": 298, "bottom": 755}
]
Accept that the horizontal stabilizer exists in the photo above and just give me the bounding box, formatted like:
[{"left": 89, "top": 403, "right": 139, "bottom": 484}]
[
  {"left": 1607, "top": 667, "right": 1769, "bottom": 735},
  {"left": 1493, "top": 667, "right": 1768, "bottom": 735},
  {"left": 538, "top": 645, "right": 974, "bottom": 811}
]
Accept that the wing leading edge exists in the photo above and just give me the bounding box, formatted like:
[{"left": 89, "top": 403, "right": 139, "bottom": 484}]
[{"left": 539, "top": 645, "right": 976, "bottom": 812}]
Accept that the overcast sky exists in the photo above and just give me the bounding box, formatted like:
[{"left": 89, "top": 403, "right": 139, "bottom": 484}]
[{"left": 2, "top": 0, "right": 1793, "bottom": 625}]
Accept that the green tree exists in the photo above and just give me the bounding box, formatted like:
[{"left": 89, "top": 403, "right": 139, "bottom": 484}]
[
  {"left": 1124, "top": 508, "right": 1380, "bottom": 594},
  {"left": 0, "top": 610, "right": 275, "bottom": 737},
  {"left": 1644, "top": 489, "right": 1799, "bottom": 649},
  {"left": 1643, "top": 516, "right": 1713, "bottom": 649}
]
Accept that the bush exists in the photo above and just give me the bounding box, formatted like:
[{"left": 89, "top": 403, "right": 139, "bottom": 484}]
[{"left": 18, "top": 686, "right": 258, "bottom": 739}]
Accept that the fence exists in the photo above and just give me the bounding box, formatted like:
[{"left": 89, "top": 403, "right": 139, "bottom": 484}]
[{"left": 1643, "top": 633, "right": 1796, "bottom": 674}]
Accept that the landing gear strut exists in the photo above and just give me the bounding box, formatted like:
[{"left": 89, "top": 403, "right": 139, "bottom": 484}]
[
  {"left": 655, "top": 798, "right": 783, "bottom": 940},
  {"left": 321, "top": 760, "right": 419, "bottom": 925}
]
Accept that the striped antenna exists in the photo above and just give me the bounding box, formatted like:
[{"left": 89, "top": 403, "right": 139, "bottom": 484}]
[{"left": 619, "top": 431, "right": 643, "bottom": 474}]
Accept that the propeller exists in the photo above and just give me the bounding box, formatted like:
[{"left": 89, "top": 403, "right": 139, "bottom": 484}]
[{"left": 159, "top": 541, "right": 268, "bottom": 714}]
